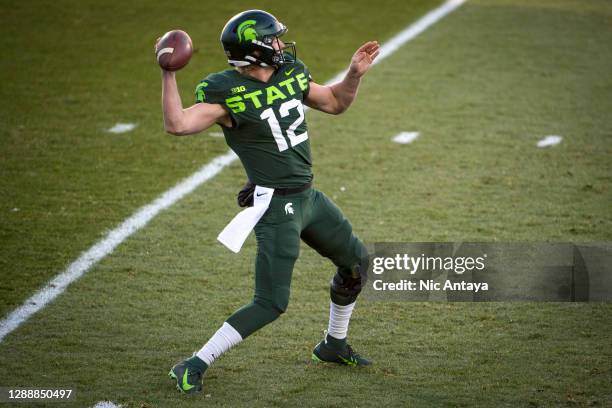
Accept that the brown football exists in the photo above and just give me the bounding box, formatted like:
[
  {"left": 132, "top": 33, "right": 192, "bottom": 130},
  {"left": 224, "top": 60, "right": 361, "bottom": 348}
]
[{"left": 155, "top": 30, "right": 193, "bottom": 71}]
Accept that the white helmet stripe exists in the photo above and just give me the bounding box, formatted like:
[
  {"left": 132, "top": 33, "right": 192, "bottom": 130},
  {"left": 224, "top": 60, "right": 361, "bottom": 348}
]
[
  {"left": 251, "top": 40, "right": 273, "bottom": 50},
  {"left": 227, "top": 59, "right": 251, "bottom": 67}
]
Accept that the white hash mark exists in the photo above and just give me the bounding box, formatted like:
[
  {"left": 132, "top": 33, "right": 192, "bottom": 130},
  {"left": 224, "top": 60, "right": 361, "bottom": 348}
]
[
  {"left": 91, "top": 401, "right": 123, "bottom": 408},
  {"left": 392, "top": 131, "right": 420, "bottom": 144},
  {"left": 107, "top": 123, "right": 137, "bottom": 134},
  {"left": 537, "top": 135, "right": 563, "bottom": 148}
]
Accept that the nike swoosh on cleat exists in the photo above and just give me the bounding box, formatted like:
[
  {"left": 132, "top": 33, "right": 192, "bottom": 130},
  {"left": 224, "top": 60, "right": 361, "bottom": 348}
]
[
  {"left": 285, "top": 68, "right": 295, "bottom": 76},
  {"left": 338, "top": 355, "right": 358, "bottom": 366},
  {"left": 182, "top": 368, "right": 195, "bottom": 391}
]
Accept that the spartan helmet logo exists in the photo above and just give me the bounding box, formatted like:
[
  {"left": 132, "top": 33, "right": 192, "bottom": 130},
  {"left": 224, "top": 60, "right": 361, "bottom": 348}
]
[
  {"left": 284, "top": 203, "right": 294, "bottom": 215},
  {"left": 237, "top": 19, "right": 258, "bottom": 43}
]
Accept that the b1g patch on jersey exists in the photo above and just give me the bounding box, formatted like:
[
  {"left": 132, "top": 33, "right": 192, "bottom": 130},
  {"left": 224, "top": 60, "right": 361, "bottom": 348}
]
[{"left": 225, "top": 73, "right": 309, "bottom": 113}]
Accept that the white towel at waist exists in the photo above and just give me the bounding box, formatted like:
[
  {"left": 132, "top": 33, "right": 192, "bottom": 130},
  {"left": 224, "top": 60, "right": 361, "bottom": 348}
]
[{"left": 217, "top": 185, "right": 274, "bottom": 253}]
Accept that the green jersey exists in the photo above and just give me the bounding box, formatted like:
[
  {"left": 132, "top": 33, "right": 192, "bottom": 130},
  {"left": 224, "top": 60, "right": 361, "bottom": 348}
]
[{"left": 195, "top": 56, "right": 313, "bottom": 188}]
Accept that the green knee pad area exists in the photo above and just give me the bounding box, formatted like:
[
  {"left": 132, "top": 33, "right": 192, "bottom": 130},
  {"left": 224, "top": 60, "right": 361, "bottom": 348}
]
[{"left": 330, "top": 248, "right": 370, "bottom": 306}]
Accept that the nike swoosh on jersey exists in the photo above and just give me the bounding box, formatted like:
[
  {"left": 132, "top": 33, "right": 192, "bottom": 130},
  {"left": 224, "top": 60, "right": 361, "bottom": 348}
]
[{"left": 285, "top": 68, "right": 295, "bottom": 76}]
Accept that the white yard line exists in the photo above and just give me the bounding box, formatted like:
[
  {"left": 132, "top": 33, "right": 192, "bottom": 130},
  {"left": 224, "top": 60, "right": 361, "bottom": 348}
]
[
  {"left": 325, "top": 0, "right": 466, "bottom": 84},
  {"left": 0, "top": 151, "right": 237, "bottom": 342},
  {"left": 0, "top": 0, "right": 466, "bottom": 343}
]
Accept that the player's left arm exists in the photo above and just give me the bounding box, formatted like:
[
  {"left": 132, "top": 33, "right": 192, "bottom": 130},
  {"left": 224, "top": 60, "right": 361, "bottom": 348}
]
[{"left": 305, "top": 41, "right": 379, "bottom": 115}]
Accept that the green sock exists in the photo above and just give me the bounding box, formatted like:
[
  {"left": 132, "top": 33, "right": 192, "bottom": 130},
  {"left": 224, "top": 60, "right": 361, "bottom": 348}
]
[{"left": 325, "top": 333, "right": 347, "bottom": 350}]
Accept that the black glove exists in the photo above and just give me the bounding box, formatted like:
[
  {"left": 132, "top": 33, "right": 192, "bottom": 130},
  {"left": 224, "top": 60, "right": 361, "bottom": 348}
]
[{"left": 237, "top": 180, "right": 255, "bottom": 207}]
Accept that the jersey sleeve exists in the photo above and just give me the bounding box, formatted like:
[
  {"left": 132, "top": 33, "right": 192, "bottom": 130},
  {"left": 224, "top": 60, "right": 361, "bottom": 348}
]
[
  {"left": 194, "top": 73, "right": 228, "bottom": 105},
  {"left": 297, "top": 58, "right": 312, "bottom": 82},
  {"left": 294, "top": 57, "right": 313, "bottom": 98}
]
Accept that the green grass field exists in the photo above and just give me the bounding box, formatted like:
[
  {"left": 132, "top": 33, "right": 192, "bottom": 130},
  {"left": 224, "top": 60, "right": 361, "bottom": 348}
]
[{"left": 1, "top": 0, "right": 611, "bottom": 407}]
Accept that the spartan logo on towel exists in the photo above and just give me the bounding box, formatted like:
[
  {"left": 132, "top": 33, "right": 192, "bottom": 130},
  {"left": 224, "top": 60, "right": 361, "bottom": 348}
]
[{"left": 284, "top": 203, "right": 294, "bottom": 215}]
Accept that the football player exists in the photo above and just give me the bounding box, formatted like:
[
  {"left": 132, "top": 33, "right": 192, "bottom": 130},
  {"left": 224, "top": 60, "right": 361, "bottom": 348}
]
[{"left": 159, "top": 9, "right": 380, "bottom": 394}]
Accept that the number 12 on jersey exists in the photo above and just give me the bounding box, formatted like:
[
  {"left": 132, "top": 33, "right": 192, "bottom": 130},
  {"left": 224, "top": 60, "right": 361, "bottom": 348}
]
[{"left": 260, "top": 98, "right": 308, "bottom": 152}]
